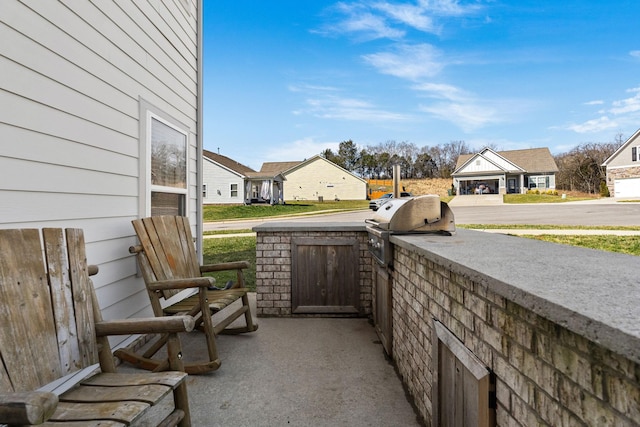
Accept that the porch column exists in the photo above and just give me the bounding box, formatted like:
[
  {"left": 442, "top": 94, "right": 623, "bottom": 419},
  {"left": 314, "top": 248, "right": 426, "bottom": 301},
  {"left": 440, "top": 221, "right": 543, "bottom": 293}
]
[{"left": 520, "top": 174, "right": 525, "bottom": 194}]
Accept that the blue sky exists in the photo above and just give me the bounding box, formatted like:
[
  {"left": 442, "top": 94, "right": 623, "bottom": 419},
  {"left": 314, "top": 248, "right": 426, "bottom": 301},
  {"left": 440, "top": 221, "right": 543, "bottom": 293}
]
[{"left": 203, "top": 1, "right": 640, "bottom": 171}]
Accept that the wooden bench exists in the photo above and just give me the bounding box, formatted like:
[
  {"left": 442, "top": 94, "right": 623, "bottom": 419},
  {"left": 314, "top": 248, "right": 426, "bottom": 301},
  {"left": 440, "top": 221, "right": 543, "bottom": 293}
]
[{"left": 0, "top": 228, "right": 194, "bottom": 426}]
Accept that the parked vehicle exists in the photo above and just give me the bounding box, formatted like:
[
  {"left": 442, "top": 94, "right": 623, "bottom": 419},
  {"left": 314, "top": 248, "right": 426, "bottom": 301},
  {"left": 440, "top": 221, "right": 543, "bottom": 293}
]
[{"left": 369, "top": 192, "right": 412, "bottom": 211}]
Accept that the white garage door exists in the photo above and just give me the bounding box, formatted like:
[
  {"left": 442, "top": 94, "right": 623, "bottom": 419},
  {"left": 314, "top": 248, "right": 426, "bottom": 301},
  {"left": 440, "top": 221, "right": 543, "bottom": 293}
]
[{"left": 614, "top": 178, "right": 640, "bottom": 198}]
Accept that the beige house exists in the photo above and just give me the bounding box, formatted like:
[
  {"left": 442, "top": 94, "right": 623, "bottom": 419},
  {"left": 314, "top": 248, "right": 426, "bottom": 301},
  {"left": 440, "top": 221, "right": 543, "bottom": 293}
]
[
  {"left": 261, "top": 155, "right": 367, "bottom": 201},
  {"left": 602, "top": 128, "right": 640, "bottom": 198},
  {"left": 453, "top": 147, "right": 558, "bottom": 195}
]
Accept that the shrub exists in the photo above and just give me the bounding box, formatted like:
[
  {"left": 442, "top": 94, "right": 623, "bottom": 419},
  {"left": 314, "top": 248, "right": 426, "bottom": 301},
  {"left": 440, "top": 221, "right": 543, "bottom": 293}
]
[{"left": 599, "top": 181, "right": 610, "bottom": 197}]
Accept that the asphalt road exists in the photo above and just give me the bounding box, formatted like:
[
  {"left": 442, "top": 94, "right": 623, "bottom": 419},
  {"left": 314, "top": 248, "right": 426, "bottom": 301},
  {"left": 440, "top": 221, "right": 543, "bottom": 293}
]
[{"left": 203, "top": 200, "right": 640, "bottom": 231}]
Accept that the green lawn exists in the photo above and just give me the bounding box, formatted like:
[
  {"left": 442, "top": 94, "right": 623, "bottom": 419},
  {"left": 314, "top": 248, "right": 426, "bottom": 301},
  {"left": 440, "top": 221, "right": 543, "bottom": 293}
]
[
  {"left": 503, "top": 193, "right": 597, "bottom": 204},
  {"left": 522, "top": 235, "right": 640, "bottom": 256},
  {"left": 203, "top": 200, "right": 369, "bottom": 221},
  {"left": 202, "top": 236, "right": 257, "bottom": 291}
]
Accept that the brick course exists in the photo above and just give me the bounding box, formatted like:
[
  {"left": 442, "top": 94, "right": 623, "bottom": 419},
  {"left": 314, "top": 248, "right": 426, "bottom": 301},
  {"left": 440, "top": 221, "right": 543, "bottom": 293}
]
[
  {"left": 392, "top": 244, "right": 640, "bottom": 426},
  {"left": 255, "top": 230, "right": 372, "bottom": 317}
]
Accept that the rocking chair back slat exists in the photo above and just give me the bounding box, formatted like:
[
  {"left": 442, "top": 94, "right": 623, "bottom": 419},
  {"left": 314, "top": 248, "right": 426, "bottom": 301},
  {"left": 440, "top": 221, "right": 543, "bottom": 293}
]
[{"left": 118, "top": 215, "right": 258, "bottom": 374}]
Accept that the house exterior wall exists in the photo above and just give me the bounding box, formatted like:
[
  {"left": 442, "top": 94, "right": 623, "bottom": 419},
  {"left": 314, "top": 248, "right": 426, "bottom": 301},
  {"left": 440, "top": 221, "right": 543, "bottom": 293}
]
[
  {"left": 0, "top": 1, "right": 201, "bottom": 336},
  {"left": 202, "top": 158, "right": 246, "bottom": 204},
  {"left": 605, "top": 139, "right": 640, "bottom": 168},
  {"left": 282, "top": 157, "right": 366, "bottom": 201},
  {"left": 458, "top": 155, "right": 506, "bottom": 174},
  {"left": 604, "top": 134, "right": 640, "bottom": 196},
  {"left": 483, "top": 151, "right": 519, "bottom": 170}
]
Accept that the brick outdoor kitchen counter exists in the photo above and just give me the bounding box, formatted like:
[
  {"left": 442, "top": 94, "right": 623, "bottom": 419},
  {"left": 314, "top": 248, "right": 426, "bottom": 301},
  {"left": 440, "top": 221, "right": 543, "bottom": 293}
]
[{"left": 254, "top": 222, "right": 640, "bottom": 425}]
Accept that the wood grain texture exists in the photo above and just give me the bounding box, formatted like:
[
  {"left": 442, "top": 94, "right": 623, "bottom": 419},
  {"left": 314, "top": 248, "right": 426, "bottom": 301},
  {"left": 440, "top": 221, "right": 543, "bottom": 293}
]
[{"left": 0, "top": 228, "right": 191, "bottom": 426}]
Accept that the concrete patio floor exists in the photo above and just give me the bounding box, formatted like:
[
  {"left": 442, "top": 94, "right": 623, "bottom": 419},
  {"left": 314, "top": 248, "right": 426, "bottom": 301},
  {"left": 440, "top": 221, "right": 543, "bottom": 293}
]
[{"left": 127, "top": 295, "right": 423, "bottom": 427}]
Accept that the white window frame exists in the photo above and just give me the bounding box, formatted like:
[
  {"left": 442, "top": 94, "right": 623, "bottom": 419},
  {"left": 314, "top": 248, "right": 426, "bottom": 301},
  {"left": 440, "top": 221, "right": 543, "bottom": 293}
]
[
  {"left": 139, "top": 101, "right": 191, "bottom": 218},
  {"left": 230, "top": 183, "right": 238, "bottom": 198}
]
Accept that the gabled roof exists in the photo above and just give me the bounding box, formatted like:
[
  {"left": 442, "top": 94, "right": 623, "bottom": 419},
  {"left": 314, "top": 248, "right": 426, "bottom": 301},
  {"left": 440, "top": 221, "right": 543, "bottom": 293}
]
[
  {"left": 203, "top": 149, "right": 256, "bottom": 175},
  {"left": 602, "top": 128, "right": 640, "bottom": 166},
  {"left": 455, "top": 147, "right": 558, "bottom": 174},
  {"left": 260, "top": 160, "right": 303, "bottom": 175},
  {"left": 260, "top": 155, "right": 367, "bottom": 183}
]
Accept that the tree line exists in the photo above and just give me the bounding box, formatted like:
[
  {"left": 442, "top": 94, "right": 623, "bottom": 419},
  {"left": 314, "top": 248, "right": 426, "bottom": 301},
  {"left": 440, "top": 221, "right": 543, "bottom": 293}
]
[{"left": 321, "top": 136, "right": 623, "bottom": 194}]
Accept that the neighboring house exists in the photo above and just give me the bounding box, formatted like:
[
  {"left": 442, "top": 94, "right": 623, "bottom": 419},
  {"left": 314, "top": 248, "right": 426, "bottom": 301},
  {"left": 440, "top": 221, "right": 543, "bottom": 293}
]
[
  {"left": 261, "top": 155, "right": 367, "bottom": 201},
  {"left": 0, "top": 1, "right": 203, "bottom": 342},
  {"left": 203, "top": 150, "right": 284, "bottom": 204},
  {"left": 452, "top": 147, "right": 559, "bottom": 195},
  {"left": 602, "top": 128, "right": 640, "bottom": 198}
]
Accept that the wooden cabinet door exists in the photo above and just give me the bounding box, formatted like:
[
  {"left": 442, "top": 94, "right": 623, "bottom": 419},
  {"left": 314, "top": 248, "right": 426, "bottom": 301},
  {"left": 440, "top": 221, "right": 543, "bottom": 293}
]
[{"left": 291, "top": 237, "right": 359, "bottom": 314}]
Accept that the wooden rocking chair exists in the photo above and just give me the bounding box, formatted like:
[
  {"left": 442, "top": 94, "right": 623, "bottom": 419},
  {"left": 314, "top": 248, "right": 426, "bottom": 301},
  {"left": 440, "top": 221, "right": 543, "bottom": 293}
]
[{"left": 115, "top": 216, "right": 258, "bottom": 374}]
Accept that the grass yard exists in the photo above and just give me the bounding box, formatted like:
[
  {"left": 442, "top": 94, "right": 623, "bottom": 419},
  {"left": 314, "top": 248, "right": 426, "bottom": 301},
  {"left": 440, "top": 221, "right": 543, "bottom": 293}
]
[
  {"left": 522, "top": 235, "right": 640, "bottom": 256},
  {"left": 202, "top": 236, "right": 257, "bottom": 291},
  {"left": 203, "top": 200, "right": 368, "bottom": 221},
  {"left": 503, "top": 193, "right": 598, "bottom": 203}
]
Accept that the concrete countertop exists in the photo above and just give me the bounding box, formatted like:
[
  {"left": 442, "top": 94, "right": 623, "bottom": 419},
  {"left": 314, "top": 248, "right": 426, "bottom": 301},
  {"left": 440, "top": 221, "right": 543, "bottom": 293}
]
[
  {"left": 253, "top": 221, "right": 367, "bottom": 232},
  {"left": 392, "top": 228, "right": 640, "bottom": 364}
]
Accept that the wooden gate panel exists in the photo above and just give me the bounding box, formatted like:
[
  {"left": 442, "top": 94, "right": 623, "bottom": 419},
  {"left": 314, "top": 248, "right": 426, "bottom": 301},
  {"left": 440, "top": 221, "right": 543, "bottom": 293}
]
[{"left": 291, "top": 238, "right": 359, "bottom": 314}]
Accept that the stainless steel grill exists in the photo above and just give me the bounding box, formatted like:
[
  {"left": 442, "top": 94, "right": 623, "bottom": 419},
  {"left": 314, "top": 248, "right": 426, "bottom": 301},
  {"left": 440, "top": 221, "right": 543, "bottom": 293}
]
[{"left": 366, "top": 194, "right": 455, "bottom": 267}]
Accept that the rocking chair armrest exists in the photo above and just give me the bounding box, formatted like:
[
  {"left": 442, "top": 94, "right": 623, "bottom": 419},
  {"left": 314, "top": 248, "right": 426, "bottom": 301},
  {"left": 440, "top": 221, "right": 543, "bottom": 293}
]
[
  {"left": 95, "top": 315, "right": 195, "bottom": 336},
  {"left": 148, "top": 277, "right": 216, "bottom": 291},
  {"left": 200, "top": 260, "right": 250, "bottom": 273},
  {"left": 0, "top": 391, "right": 58, "bottom": 425}
]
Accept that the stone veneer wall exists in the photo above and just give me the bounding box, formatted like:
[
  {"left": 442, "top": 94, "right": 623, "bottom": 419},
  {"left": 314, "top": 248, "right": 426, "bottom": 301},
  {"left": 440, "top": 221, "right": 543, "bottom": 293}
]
[
  {"left": 392, "top": 231, "right": 640, "bottom": 426},
  {"left": 606, "top": 165, "right": 640, "bottom": 195},
  {"left": 254, "top": 225, "right": 372, "bottom": 317}
]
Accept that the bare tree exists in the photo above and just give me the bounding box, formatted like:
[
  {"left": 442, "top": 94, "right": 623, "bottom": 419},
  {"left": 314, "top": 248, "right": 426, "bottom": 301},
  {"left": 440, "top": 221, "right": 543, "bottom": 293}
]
[{"left": 555, "top": 142, "right": 618, "bottom": 194}]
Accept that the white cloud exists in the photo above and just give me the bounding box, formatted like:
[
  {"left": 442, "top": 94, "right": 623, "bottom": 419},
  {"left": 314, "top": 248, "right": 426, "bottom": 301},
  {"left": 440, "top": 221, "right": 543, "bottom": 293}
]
[
  {"left": 288, "top": 84, "right": 340, "bottom": 93},
  {"left": 418, "top": 0, "right": 483, "bottom": 16},
  {"left": 630, "top": 50, "right": 640, "bottom": 59},
  {"left": 609, "top": 87, "right": 640, "bottom": 115},
  {"left": 566, "top": 116, "right": 618, "bottom": 133},
  {"left": 413, "top": 82, "right": 467, "bottom": 101},
  {"left": 342, "top": 11, "right": 406, "bottom": 39},
  {"left": 373, "top": 2, "right": 438, "bottom": 33},
  {"left": 583, "top": 100, "right": 604, "bottom": 106},
  {"left": 362, "top": 43, "right": 444, "bottom": 80},
  {"left": 320, "top": 0, "right": 483, "bottom": 40},
  {"left": 419, "top": 101, "right": 501, "bottom": 132},
  {"left": 294, "top": 94, "right": 412, "bottom": 122},
  {"left": 263, "top": 137, "right": 339, "bottom": 163},
  {"left": 568, "top": 87, "right": 640, "bottom": 133}
]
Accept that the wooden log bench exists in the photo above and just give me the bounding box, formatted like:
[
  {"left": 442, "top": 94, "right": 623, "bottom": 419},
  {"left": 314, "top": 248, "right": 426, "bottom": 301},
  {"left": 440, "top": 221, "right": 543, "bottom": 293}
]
[{"left": 0, "top": 228, "right": 194, "bottom": 426}]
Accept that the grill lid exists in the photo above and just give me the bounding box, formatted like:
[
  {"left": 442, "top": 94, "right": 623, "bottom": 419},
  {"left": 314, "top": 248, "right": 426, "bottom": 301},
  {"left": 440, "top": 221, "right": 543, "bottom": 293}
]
[{"left": 368, "top": 194, "right": 456, "bottom": 233}]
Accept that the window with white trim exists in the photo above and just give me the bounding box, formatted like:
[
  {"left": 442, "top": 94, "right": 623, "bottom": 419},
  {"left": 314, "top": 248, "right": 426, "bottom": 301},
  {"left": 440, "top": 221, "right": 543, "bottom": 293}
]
[
  {"left": 230, "top": 183, "right": 238, "bottom": 198},
  {"left": 633, "top": 146, "right": 637, "bottom": 162},
  {"left": 149, "top": 115, "right": 188, "bottom": 216}
]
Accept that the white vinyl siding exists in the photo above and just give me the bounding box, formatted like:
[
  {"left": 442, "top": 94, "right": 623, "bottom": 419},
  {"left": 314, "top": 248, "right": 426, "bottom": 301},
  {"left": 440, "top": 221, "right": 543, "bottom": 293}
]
[
  {"left": 202, "top": 158, "right": 246, "bottom": 204},
  {"left": 0, "top": 1, "right": 200, "bottom": 328}
]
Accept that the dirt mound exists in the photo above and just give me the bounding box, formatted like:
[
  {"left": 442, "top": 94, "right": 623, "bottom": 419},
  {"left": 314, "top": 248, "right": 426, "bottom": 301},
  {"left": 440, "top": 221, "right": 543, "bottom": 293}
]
[{"left": 401, "top": 178, "right": 452, "bottom": 198}]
